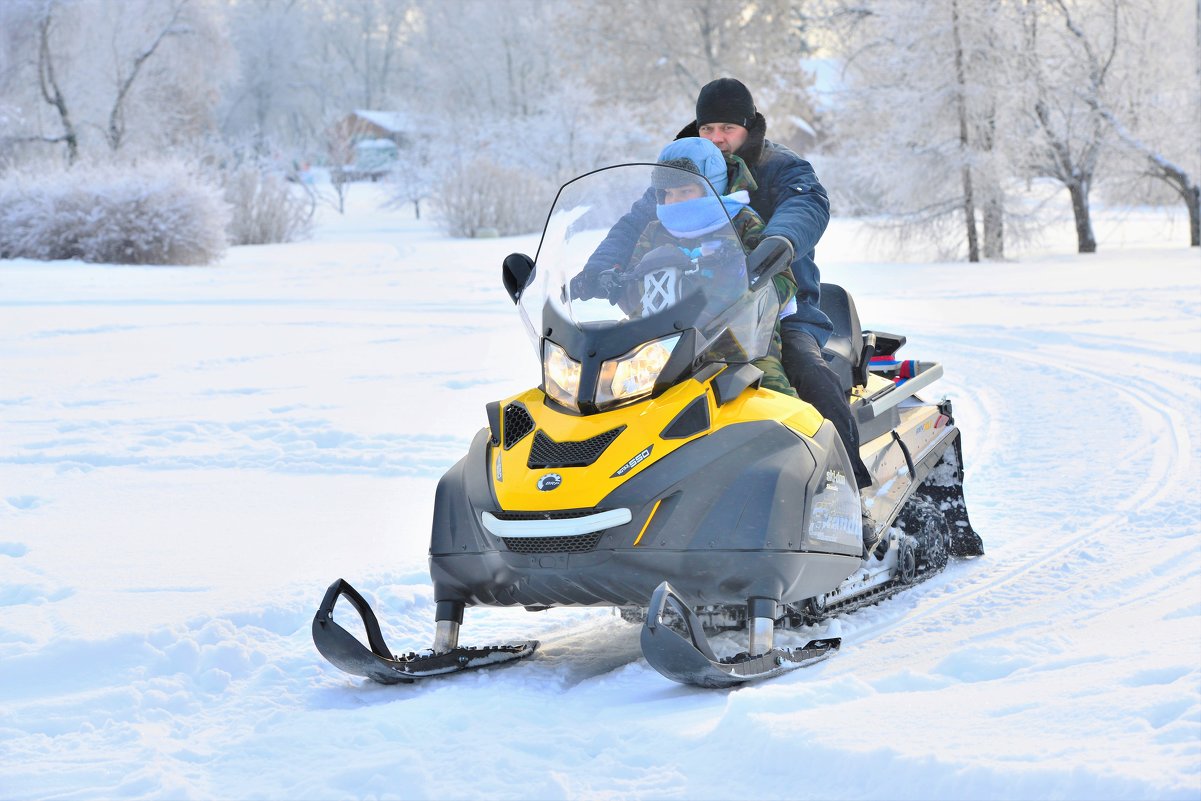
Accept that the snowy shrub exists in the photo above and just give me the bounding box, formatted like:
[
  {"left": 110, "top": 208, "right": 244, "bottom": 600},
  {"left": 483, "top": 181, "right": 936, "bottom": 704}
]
[
  {"left": 0, "top": 160, "right": 229, "bottom": 265},
  {"left": 431, "top": 159, "right": 552, "bottom": 238},
  {"left": 223, "top": 165, "right": 313, "bottom": 245}
]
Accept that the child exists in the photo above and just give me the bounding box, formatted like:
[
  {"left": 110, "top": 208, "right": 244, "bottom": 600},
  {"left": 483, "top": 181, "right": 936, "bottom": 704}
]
[{"left": 627, "top": 137, "right": 798, "bottom": 397}]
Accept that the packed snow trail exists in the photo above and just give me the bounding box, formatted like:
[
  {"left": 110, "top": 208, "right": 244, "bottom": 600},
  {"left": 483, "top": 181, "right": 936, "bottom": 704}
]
[{"left": 0, "top": 203, "right": 1197, "bottom": 800}]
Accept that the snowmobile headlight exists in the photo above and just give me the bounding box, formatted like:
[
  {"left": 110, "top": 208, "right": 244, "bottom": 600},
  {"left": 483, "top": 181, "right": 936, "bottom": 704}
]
[
  {"left": 543, "top": 341, "right": 582, "bottom": 410},
  {"left": 596, "top": 335, "right": 681, "bottom": 409}
]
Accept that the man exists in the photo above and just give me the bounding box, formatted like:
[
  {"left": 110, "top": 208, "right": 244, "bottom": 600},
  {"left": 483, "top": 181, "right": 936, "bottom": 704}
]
[{"left": 578, "top": 78, "right": 875, "bottom": 510}]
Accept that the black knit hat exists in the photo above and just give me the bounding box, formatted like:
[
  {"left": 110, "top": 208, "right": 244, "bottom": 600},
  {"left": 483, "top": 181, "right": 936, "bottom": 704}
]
[{"left": 695, "top": 78, "right": 756, "bottom": 128}]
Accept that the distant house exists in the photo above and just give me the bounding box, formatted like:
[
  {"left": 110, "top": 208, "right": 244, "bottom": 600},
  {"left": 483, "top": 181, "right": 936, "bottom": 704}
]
[{"left": 327, "top": 110, "right": 410, "bottom": 181}]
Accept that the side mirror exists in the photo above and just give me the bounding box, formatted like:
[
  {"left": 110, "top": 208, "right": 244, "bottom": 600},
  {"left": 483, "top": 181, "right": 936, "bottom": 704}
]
[
  {"left": 746, "top": 236, "right": 795, "bottom": 292},
  {"left": 502, "top": 253, "right": 535, "bottom": 304}
]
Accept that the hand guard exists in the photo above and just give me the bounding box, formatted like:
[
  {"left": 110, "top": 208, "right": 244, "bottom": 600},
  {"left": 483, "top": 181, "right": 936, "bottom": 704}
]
[
  {"left": 747, "top": 236, "right": 795, "bottom": 290},
  {"left": 632, "top": 245, "right": 692, "bottom": 276}
]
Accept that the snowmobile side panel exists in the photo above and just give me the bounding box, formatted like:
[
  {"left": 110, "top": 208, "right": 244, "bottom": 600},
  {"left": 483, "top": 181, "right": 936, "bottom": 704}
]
[{"left": 860, "top": 404, "right": 961, "bottom": 536}]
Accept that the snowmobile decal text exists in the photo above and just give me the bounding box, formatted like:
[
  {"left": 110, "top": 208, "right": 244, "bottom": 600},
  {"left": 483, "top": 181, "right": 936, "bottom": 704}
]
[{"left": 613, "top": 445, "right": 653, "bottom": 478}]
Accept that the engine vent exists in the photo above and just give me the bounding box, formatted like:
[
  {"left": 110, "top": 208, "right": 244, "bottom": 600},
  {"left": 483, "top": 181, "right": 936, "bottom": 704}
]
[
  {"left": 527, "top": 426, "right": 625, "bottom": 469},
  {"left": 661, "top": 395, "right": 710, "bottom": 439},
  {"left": 502, "top": 403, "right": 535, "bottom": 449},
  {"left": 501, "top": 532, "right": 603, "bottom": 554}
]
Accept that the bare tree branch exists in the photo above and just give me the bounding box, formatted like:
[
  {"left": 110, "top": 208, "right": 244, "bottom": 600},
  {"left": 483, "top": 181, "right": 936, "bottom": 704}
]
[
  {"left": 36, "top": 1, "right": 78, "bottom": 164},
  {"left": 106, "top": 0, "right": 193, "bottom": 151}
]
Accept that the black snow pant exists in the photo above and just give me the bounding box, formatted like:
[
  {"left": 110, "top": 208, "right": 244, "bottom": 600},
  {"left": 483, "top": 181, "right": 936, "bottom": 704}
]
[{"left": 780, "top": 328, "right": 874, "bottom": 490}]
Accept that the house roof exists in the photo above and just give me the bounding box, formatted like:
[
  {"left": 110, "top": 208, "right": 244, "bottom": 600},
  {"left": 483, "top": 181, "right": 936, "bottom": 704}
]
[{"left": 352, "top": 110, "right": 408, "bottom": 133}]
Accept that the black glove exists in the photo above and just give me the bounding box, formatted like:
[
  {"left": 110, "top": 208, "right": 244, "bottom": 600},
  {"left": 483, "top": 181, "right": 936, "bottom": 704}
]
[
  {"left": 596, "top": 268, "right": 623, "bottom": 302},
  {"left": 570, "top": 266, "right": 623, "bottom": 302},
  {"left": 570, "top": 269, "right": 602, "bottom": 300}
]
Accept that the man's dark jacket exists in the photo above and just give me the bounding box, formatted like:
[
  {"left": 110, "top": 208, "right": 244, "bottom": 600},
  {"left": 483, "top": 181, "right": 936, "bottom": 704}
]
[{"left": 587, "top": 113, "right": 834, "bottom": 343}]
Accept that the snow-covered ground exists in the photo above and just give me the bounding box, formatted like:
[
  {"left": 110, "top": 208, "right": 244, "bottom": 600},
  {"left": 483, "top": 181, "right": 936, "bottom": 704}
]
[{"left": 2, "top": 187, "right": 1198, "bottom": 800}]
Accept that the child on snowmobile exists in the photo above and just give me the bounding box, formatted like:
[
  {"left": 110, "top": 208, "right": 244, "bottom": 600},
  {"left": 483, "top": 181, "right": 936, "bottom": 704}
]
[{"left": 622, "top": 137, "right": 798, "bottom": 397}]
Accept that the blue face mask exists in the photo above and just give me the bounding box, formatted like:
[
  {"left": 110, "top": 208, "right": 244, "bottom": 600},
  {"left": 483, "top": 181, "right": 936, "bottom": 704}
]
[{"left": 656, "top": 193, "right": 750, "bottom": 239}]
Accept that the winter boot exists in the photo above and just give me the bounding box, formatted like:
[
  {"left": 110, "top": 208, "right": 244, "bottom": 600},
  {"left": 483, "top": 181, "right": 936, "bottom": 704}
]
[{"left": 862, "top": 504, "right": 885, "bottom": 558}]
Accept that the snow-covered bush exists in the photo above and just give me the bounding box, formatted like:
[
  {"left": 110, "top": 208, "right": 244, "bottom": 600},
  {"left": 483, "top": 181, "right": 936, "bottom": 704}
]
[
  {"left": 0, "top": 160, "right": 229, "bottom": 265},
  {"left": 222, "top": 165, "right": 313, "bottom": 245},
  {"left": 431, "top": 159, "right": 552, "bottom": 238}
]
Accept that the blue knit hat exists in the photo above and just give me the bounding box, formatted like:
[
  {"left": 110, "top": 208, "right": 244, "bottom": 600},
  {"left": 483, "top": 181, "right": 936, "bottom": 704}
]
[{"left": 652, "top": 138, "right": 749, "bottom": 238}]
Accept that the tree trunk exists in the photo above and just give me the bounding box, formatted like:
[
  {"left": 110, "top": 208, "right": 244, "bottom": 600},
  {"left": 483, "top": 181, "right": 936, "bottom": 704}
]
[
  {"left": 951, "top": 0, "right": 980, "bottom": 262},
  {"left": 1188, "top": 185, "right": 1200, "bottom": 247},
  {"left": 37, "top": 8, "right": 78, "bottom": 165},
  {"left": 961, "top": 169, "right": 980, "bottom": 262},
  {"left": 982, "top": 192, "right": 1005, "bottom": 259},
  {"left": 1068, "top": 180, "right": 1097, "bottom": 253},
  {"left": 1159, "top": 162, "right": 1201, "bottom": 247}
]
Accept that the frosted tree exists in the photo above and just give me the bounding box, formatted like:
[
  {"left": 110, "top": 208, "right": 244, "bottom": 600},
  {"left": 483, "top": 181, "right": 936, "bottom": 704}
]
[
  {"left": 404, "top": 0, "right": 604, "bottom": 176},
  {"left": 218, "top": 0, "right": 313, "bottom": 156},
  {"left": 0, "top": 0, "right": 81, "bottom": 164},
  {"left": 1049, "top": 0, "right": 1200, "bottom": 247},
  {"left": 3, "top": 0, "right": 232, "bottom": 163},
  {"left": 559, "top": 0, "right": 819, "bottom": 148},
  {"left": 34, "top": 0, "right": 80, "bottom": 163},
  {"left": 386, "top": 131, "right": 434, "bottom": 219},
  {"left": 313, "top": 0, "right": 415, "bottom": 112},
  {"left": 818, "top": 0, "right": 1024, "bottom": 261},
  {"left": 1017, "top": 0, "right": 1132, "bottom": 254}
]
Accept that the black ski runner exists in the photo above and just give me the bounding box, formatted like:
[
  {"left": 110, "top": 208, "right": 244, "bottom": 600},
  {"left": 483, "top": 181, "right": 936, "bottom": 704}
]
[
  {"left": 312, "top": 579, "right": 537, "bottom": 684},
  {"left": 641, "top": 581, "right": 840, "bottom": 688}
]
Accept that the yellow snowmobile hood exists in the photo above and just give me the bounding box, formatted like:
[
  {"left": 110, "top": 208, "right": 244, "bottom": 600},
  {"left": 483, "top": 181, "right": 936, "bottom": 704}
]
[{"left": 492, "top": 369, "right": 823, "bottom": 512}]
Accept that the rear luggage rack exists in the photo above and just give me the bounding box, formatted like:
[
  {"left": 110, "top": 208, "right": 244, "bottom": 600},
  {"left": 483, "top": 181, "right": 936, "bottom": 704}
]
[{"left": 863, "top": 359, "right": 945, "bottom": 416}]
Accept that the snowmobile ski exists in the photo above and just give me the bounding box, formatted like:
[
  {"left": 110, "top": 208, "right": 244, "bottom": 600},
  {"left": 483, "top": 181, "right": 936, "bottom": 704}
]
[
  {"left": 312, "top": 579, "right": 538, "bottom": 684},
  {"left": 640, "top": 582, "right": 840, "bottom": 688}
]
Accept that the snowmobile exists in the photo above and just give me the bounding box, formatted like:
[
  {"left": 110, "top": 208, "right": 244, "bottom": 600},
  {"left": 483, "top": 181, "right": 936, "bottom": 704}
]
[{"left": 313, "top": 163, "right": 983, "bottom": 689}]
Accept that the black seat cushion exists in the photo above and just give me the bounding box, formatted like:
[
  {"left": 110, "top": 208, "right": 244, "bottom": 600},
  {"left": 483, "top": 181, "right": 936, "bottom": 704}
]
[{"left": 817, "top": 283, "right": 863, "bottom": 393}]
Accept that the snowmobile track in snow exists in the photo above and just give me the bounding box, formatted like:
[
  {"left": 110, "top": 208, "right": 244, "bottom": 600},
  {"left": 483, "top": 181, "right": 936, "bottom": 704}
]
[{"left": 836, "top": 328, "right": 1197, "bottom": 652}]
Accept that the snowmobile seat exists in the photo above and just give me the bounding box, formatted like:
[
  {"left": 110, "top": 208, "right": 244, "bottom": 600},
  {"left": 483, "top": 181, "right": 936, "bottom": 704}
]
[{"left": 818, "top": 283, "right": 866, "bottom": 393}]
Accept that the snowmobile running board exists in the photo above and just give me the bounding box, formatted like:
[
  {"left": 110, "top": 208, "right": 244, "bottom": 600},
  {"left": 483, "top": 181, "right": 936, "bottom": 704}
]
[
  {"left": 640, "top": 582, "right": 840, "bottom": 689},
  {"left": 312, "top": 579, "right": 538, "bottom": 684}
]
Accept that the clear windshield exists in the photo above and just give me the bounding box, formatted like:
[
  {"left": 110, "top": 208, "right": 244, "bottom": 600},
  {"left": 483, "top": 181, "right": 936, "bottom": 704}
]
[{"left": 518, "top": 164, "right": 780, "bottom": 369}]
